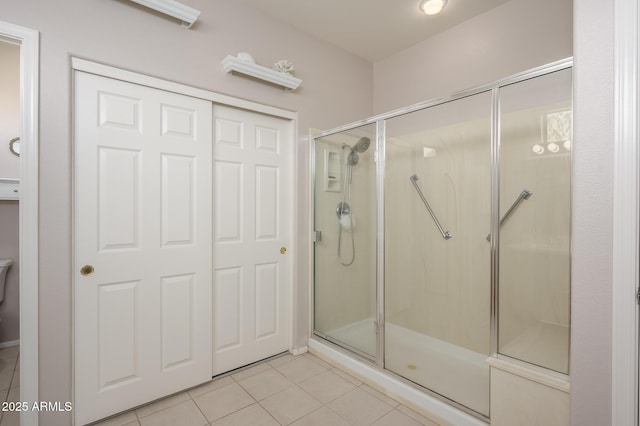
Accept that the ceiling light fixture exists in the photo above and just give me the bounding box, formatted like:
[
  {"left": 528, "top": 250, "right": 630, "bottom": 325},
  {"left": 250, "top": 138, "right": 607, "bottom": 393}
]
[{"left": 419, "top": 0, "right": 448, "bottom": 15}]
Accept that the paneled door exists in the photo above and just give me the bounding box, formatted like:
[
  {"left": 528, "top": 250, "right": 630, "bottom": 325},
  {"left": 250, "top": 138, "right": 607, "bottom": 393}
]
[
  {"left": 212, "top": 105, "right": 291, "bottom": 375},
  {"left": 74, "top": 72, "right": 213, "bottom": 425}
]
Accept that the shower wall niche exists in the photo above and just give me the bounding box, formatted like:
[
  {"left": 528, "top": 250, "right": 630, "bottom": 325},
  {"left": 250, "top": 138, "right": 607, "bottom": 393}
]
[{"left": 311, "top": 60, "right": 572, "bottom": 421}]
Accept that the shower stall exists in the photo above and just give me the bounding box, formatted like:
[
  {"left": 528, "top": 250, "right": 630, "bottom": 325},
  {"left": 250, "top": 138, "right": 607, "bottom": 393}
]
[{"left": 311, "top": 59, "right": 572, "bottom": 420}]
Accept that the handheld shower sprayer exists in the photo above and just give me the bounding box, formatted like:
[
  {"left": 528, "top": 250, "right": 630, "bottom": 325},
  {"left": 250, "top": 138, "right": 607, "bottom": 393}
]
[{"left": 337, "top": 136, "right": 372, "bottom": 266}]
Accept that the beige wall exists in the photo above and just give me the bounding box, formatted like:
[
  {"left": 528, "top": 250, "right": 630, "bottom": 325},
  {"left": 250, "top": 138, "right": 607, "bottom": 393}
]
[
  {"left": 1, "top": 1, "right": 373, "bottom": 424},
  {"left": 0, "top": 41, "right": 20, "bottom": 345},
  {"left": 0, "top": 42, "right": 20, "bottom": 178},
  {"left": 572, "top": 0, "right": 614, "bottom": 424},
  {"left": 373, "top": 0, "right": 573, "bottom": 114}
]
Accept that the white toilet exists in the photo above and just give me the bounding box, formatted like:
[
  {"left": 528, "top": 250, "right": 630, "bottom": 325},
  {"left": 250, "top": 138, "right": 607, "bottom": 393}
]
[{"left": 0, "top": 259, "right": 12, "bottom": 304}]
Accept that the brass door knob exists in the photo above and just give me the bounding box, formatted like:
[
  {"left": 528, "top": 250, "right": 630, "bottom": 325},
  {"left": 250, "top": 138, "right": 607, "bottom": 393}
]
[
  {"left": 280, "top": 247, "right": 287, "bottom": 255},
  {"left": 80, "top": 265, "right": 95, "bottom": 276}
]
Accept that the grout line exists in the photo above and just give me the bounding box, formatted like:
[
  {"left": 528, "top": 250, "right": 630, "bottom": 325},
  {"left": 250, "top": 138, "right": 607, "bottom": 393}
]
[
  {"left": 189, "top": 391, "right": 211, "bottom": 426},
  {"left": 323, "top": 399, "right": 353, "bottom": 425},
  {"left": 8, "top": 357, "right": 18, "bottom": 392},
  {"left": 253, "top": 397, "right": 283, "bottom": 426}
]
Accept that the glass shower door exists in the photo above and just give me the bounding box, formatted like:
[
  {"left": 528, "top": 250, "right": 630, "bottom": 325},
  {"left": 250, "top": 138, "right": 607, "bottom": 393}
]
[
  {"left": 313, "top": 124, "right": 377, "bottom": 358},
  {"left": 498, "top": 69, "right": 572, "bottom": 374},
  {"left": 384, "top": 92, "right": 492, "bottom": 416}
]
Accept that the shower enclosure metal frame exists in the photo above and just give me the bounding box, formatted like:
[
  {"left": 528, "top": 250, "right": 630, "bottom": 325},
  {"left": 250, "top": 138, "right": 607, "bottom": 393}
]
[{"left": 311, "top": 57, "right": 573, "bottom": 417}]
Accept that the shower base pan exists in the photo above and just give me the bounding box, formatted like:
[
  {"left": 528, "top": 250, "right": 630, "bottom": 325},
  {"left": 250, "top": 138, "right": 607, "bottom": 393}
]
[{"left": 319, "top": 318, "right": 489, "bottom": 422}]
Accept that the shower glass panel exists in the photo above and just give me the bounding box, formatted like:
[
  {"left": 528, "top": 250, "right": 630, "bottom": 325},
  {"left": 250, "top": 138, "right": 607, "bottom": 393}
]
[
  {"left": 384, "top": 92, "right": 492, "bottom": 416},
  {"left": 313, "top": 124, "right": 377, "bottom": 358},
  {"left": 498, "top": 69, "right": 572, "bottom": 374}
]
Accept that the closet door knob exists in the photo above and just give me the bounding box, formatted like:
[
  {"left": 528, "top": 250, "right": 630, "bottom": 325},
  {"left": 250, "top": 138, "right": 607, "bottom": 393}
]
[
  {"left": 280, "top": 247, "right": 287, "bottom": 255},
  {"left": 80, "top": 265, "right": 95, "bottom": 276}
]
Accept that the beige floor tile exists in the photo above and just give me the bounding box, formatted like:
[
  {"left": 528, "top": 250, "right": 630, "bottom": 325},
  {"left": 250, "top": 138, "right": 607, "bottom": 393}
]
[
  {"left": 396, "top": 405, "right": 441, "bottom": 426},
  {"left": 302, "top": 353, "right": 333, "bottom": 369},
  {"left": 361, "top": 384, "right": 400, "bottom": 407},
  {"left": 260, "top": 386, "right": 322, "bottom": 425},
  {"left": 275, "top": 357, "right": 327, "bottom": 384},
  {"left": 290, "top": 406, "right": 350, "bottom": 426},
  {"left": 139, "top": 400, "right": 207, "bottom": 426},
  {"left": 135, "top": 392, "right": 190, "bottom": 419},
  {"left": 8, "top": 370, "right": 17, "bottom": 391},
  {"left": 267, "top": 353, "right": 295, "bottom": 367},
  {"left": 330, "top": 367, "right": 363, "bottom": 386},
  {"left": 0, "top": 358, "right": 16, "bottom": 377},
  {"left": 0, "top": 347, "right": 18, "bottom": 360},
  {"left": 237, "top": 368, "right": 294, "bottom": 401},
  {"left": 188, "top": 376, "right": 234, "bottom": 398},
  {"left": 230, "top": 362, "right": 272, "bottom": 381},
  {"left": 298, "top": 370, "right": 356, "bottom": 404},
  {"left": 194, "top": 382, "right": 255, "bottom": 422},
  {"left": 92, "top": 410, "right": 139, "bottom": 426},
  {"left": 0, "top": 409, "right": 18, "bottom": 426},
  {"left": 328, "top": 388, "right": 394, "bottom": 426},
  {"left": 0, "top": 372, "right": 13, "bottom": 392},
  {"left": 5, "top": 387, "right": 18, "bottom": 404},
  {"left": 210, "top": 403, "right": 279, "bottom": 426},
  {"left": 372, "top": 408, "right": 424, "bottom": 426}
]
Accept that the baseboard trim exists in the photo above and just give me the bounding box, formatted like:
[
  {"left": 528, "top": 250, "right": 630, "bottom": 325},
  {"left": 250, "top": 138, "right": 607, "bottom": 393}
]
[
  {"left": 290, "top": 346, "right": 308, "bottom": 356},
  {"left": 0, "top": 340, "right": 19, "bottom": 349}
]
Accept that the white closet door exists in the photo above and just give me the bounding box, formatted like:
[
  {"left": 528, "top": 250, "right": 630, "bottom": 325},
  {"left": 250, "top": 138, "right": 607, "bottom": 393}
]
[
  {"left": 212, "top": 105, "right": 291, "bottom": 375},
  {"left": 74, "top": 72, "right": 212, "bottom": 425}
]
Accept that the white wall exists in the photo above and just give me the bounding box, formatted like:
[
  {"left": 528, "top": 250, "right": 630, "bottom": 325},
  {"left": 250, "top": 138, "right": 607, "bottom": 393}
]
[
  {"left": 0, "top": 1, "right": 373, "bottom": 424},
  {"left": 0, "top": 41, "right": 20, "bottom": 345}
]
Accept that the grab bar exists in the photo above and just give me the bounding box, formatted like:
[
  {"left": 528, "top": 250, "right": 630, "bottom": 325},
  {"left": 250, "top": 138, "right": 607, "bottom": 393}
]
[
  {"left": 486, "top": 189, "right": 532, "bottom": 241},
  {"left": 409, "top": 174, "right": 452, "bottom": 240}
]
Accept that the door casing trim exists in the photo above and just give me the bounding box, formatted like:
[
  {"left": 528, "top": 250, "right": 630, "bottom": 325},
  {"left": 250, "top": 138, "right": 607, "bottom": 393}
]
[{"left": 0, "top": 19, "right": 39, "bottom": 426}]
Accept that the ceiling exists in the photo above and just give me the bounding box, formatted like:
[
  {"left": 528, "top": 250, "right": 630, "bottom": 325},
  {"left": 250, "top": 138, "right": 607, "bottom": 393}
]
[{"left": 238, "top": 0, "right": 512, "bottom": 62}]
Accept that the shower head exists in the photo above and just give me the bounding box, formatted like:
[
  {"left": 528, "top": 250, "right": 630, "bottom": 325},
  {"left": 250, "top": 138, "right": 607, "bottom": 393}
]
[
  {"left": 352, "top": 137, "right": 371, "bottom": 153},
  {"left": 343, "top": 137, "right": 372, "bottom": 166}
]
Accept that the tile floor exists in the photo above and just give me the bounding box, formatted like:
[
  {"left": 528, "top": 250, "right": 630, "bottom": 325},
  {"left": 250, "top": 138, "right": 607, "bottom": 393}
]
[
  {"left": 0, "top": 345, "right": 20, "bottom": 426},
  {"left": 93, "top": 352, "right": 441, "bottom": 426}
]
